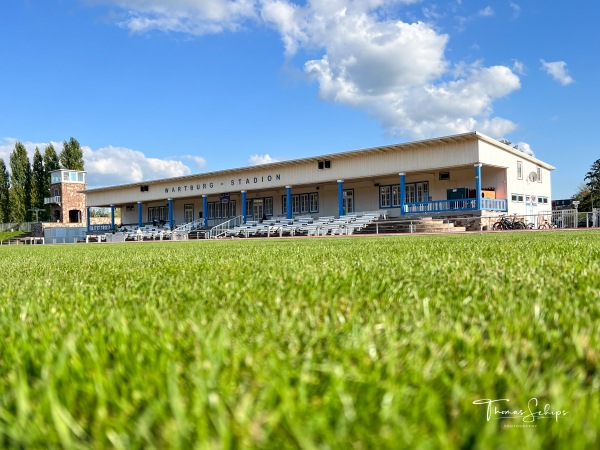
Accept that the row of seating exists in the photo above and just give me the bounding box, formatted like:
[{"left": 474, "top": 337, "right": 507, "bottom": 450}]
[
  {"left": 221, "top": 211, "right": 387, "bottom": 238},
  {"left": 115, "top": 225, "right": 173, "bottom": 241}
]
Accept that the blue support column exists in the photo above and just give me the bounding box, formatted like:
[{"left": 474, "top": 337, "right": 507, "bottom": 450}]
[
  {"left": 203, "top": 195, "right": 208, "bottom": 227},
  {"left": 286, "top": 186, "right": 292, "bottom": 219},
  {"left": 110, "top": 205, "right": 115, "bottom": 230},
  {"left": 337, "top": 180, "right": 344, "bottom": 217},
  {"left": 168, "top": 198, "right": 174, "bottom": 229},
  {"left": 241, "top": 191, "right": 247, "bottom": 224},
  {"left": 399, "top": 173, "right": 406, "bottom": 215},
  {"left": 86, "top": 206, "right": 90, "bottom": 232},
  {"left": 475, "top": 163, "right": 482, "bottom": 210},
  {"left": 137, "top": 201, "right": 143, "bottom": 228}
]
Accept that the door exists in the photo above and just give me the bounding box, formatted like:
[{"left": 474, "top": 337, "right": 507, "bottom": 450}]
[
  {"left": 253, "top": 199, "right": 264, "bottom": 220},
  {"left": 184, "top": 204, "right": 194, "bottom": 223},
  {"left": 343, "top": 190, "right": 354, "bottom": 214},
  {"left": 525, "top": 195, "right": 538, "bottom": 225}
]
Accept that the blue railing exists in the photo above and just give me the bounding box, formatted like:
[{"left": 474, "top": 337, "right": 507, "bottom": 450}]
[{"left": 405, "top": 198, "right": 507, "bottom": 214}]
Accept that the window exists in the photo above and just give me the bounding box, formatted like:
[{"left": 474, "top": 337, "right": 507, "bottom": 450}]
[
  {"left": 405, "top": 185, "right": 415, "bottom": 203},
  {"left": 439, "top": 172, "right": 450, "bottom": 181},
  {"left": 184, "top": 204, "right": 194, "bottom": 223},
  {"left": 229, "top": 200, "right": 237, "bottom": 217},
  {"left": 517, "top": 161, "right": 523, "bottom": 180},
  {"left": 300, "top": 194, "right": 309, "bottom": 213},
  {"left": 380, "top": 186, "right": 391, "bottom": 208},
  {"left": 537, "top": 196, "right": 549, "bottom": 204},
  {"left": 416, "top": 182, "right": 429, "bottom": 202},
  {"left": 379, "top": 182, "right": 429, "bottom": 208},
  {"left": 511, "top": 193, "right": 524, "bottom": 202},
  {"left": 536, "top": 167, "right": 542, "bottom": 183},
  {"left": 391, "top": 186, "right": 400, "bottom": 207},
  {"left": 282, "top": 192, "right": 319, "bottom": 215},
  {"left": 310, "top": 193, "right": 319, "bottom": 212},
  {"left": 148, "top": 206, "right": 168, "bottom": 223},
  {"left": 264, "top": 198, "right": 273, "bottom": 216},
  {"left": 243, "top": 197, "right": 273, "bottom": 217}
]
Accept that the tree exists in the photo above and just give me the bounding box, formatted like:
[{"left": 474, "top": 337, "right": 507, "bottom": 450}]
[
  {"left": 43, "top": 143, "right": 61, "bottom": 220},
  {"left": 9, "top": 142, "right": 31, "bottom": 222},
  {"left": 571, "top": 183, "right": 592, "bottom": 212},
  {"left": 499, "top": 138, "right": 520, "bottom": 150},
  {"left": 43, "top": 143, "right": 60, "bottom": 173},
  {"left": 0, "top": 158, "right": 9, "bottom": 223},
  {"left": 60, "top": 137, "right": 85, "bottom": 171},
  {"left": 584, "top": 158, "right": 600, "bottom": 211},
  {"left": 32, "top": 147, "right": 47, "bottom": 221}
]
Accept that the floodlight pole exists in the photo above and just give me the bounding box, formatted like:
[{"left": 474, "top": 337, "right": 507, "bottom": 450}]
[{"left": 28, "top": 208, "right": 45, "bottom": 223}]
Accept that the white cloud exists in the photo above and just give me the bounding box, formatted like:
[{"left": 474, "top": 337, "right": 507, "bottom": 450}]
[
  {"left": 82, "top": 145, "right": 193, "bottom": 187},
  {"left": 90, "top": 0, "right": 523, "bottom": 140},
  {"left": 1, "top": 138, "right": 194, "bottom": 187},
  {"left": 95, "top": 0, "right": 259, "bottom": 35},
  {"left": 248, "top": 153, "right": 278, "bottom": 165},
  {"left": 516, "top": 141, "right": 534, "bottom": 157},
  {"left": 509, "top": 2, "right": 521, "bottom": 19},
  {"left": 0, "top": 138, "right": 63, "bottom": 170},
  {"left": 477, "top": 6, "right": 494, "bottom": 17},
  {"left": 540, "top": 60, "right": 574, "bottom": 86},
  {"left": 262, "top": 0, "right": 521, "bottom": 138},
  {"left": 511, "top": 59, "right": 525, "bottom": 75},
  {"left": 180, "top": 154, "right": 208, "bottom": 170}
]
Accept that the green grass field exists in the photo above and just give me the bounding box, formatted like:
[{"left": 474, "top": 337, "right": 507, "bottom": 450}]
[
  {"left": 0, "top": 231, "right": 24, "bottom": 242},
  {"left": 1, "top": 231, "right": 599, "bottom": 449}
]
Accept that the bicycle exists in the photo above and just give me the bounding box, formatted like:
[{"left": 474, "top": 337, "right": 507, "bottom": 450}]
[{"left": 493, "top": 215, "right": 516, "bottom": 230}]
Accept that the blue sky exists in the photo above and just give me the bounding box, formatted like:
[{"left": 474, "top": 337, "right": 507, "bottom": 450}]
[{"left": 1, "top": 0, "right": 598, "bottom": 199}]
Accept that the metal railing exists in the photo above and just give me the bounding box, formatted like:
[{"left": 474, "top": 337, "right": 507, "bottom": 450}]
[
  {"left": 43, "top": 196, "right": 61, "bottom": 205},
  {"left": 208, "top": 215, "right": 245, "bottom": 239},
  {"left": 173, "top": 217, "right": 205, "bottom": 233},
  {"left": 405, "top": 198, "right": 508, "bottom": 213},
  {"left": 0, "top": 222, "right": 33, "bottom": 232}
]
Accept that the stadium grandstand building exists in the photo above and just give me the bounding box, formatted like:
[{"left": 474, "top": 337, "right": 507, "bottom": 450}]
[{"left": 83, "top": 132, "right": 554, "bottom": 231}]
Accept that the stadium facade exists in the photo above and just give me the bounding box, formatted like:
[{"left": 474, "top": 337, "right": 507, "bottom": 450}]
[{"left": 83, "top": 132, "right": 554, "bottom": 230}]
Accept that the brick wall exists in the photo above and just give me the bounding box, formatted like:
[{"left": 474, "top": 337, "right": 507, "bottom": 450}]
[{"left": 49, "top": 182, "right": 87, "bottom": 224}]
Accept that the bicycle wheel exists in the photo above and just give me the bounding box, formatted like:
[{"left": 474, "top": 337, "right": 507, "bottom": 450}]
[{"left": 493, "top": 222, "right": 505, "bottom": 230}]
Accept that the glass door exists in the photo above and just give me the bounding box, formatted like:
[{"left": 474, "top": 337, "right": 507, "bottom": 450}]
[
  {"left": 184, "top": 204, "right": 194, "bottom": 223},
  {"left": 343, "top": 190, "right": 354, "bottom": 214},
  {"left": 253, "top": 199, "right": 264, "bottom": 220}
]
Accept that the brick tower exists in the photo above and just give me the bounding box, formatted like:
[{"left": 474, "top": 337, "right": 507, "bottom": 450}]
[{"left": 44, "top": 169, "right": 87, "bottom": 224}]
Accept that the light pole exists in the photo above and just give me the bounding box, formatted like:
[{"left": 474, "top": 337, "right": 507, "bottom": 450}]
[
  {"left": 27, "top": 208, "right": 45, "bottom": 223},
  {"left": 572, "top": 201, "right": 580, "bottom": 228}
]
